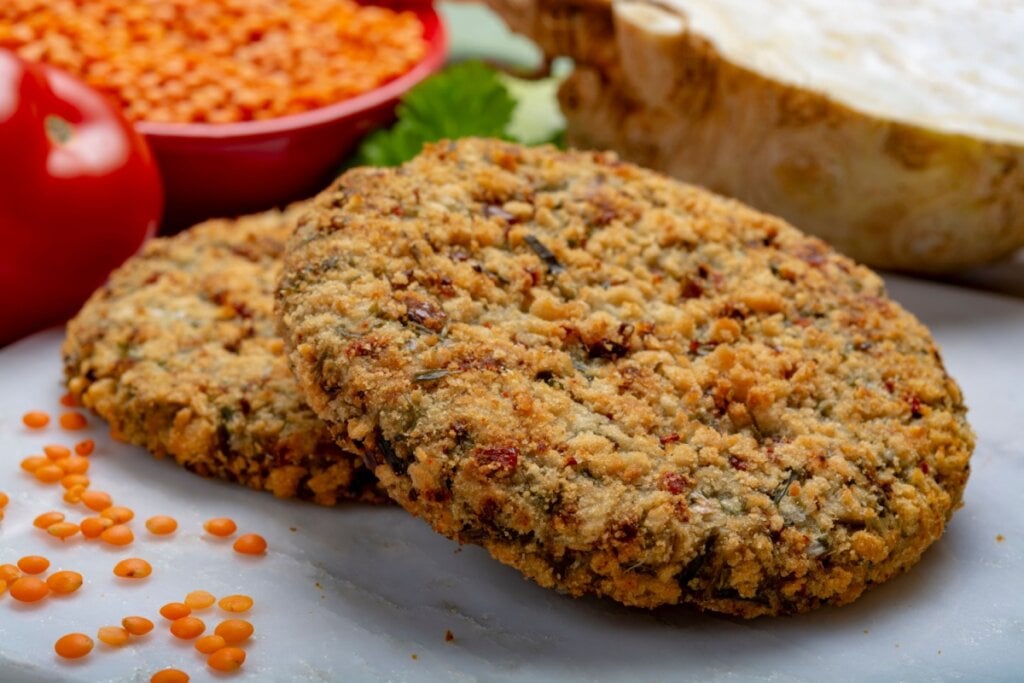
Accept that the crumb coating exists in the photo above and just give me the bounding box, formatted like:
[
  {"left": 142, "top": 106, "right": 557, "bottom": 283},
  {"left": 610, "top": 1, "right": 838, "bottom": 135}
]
[
  {"left": 64, "top": 206, "right": 383, "bottom": 505},
  {"left": 278, "top": 139, "right": 973, "bottom": 615}
]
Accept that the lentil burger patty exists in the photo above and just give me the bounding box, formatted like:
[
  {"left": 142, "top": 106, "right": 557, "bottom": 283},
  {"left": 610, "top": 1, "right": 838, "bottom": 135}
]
[
  {"left": 277, "top": 139, "right": 973, "bottom": 616},
  {"left": 63, "top": 206, "right": 383, "bottom": 505}
]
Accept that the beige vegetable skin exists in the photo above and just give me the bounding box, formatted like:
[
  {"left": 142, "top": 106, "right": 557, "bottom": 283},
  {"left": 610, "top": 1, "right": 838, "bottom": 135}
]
[{"left": 485, "top": 0, "right": 1024, "bottom": 273}]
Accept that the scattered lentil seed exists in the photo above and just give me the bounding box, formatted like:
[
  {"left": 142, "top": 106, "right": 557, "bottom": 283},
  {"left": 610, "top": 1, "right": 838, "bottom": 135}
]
[
  {"left": 44, "top": 445, "right": 71, "bottom": 460},
  {"left": 0, "top": 579, "right": 6, "bottom": 595},
  {"left": 101, "top": 524, "right": 134, "bottom": 546},
  {"left": 22, "top": 411, "right": 50, "bottom": 429},
  {"left": 63, "top": 485, "right": 87, "bottom": 505},
  {"left": 0, "top": 491, "right": 7, "bottom": 508},
  {"left": 218, "top": 594, "right": 253, "bottom": 613},
  {"left": 59, "top": 456, "right": 90, "bottom": 474},
  {"left": 194, "top": 634, "right": 227, "bottom": 654},
  {"left": 17, "top": 555, "right": 49, "bottom": 574},
  {"left": 97, "top": 626, "right": 130, "bottom": 646},
  {"left": 151, "top": 669, "right": 190, "bottom": 683},
  {"left": 54, "top": 633, "right": 93, "bottom": 659},
  {"left": 0, "top": 564, "right": 23, "bottom": 583},
  {"left": 160, "top": 602, "right": 191, "bottom": 620},
  {"left": 34, "top": 511, "right": 65, "bottom": 528},
  {"left": 34, "top": 464, "right": 64, "bottom": 484},
  {"left": 81, "top": 490, "right": 113, "bottom": 512},
  {"left": 60, "top": 474, "right": 90, "bottom": 490},
  {"left": 47, "top": 522, "right": 81, "bottom": 540},
  {"left": 74, "top": 439, "right": 95, "bottom": 456},
  {"left": 203, "top": 518, "right": 237, "bottom": 537},
  {"left": 10, "top": 576, "right": 49, "bottom": 602},
  {"left": 59, "top": 412, "right": 88, "bottom": 430},
  {"left": 169, "top": 616, "right": 206, "bottom": 640},
  {"left": 20, "top": 455, "right": 47, "bottom": 472},
  {"left": 122, "top": 616, "right": 155, "bottom": 635},
  {"left": 185, "top": 590, "right": 216, "bottom": 610},
  {"left": 233, "top": 533, "right": 267, "bottom": 555},
  {"left": 101, "top": 506, "right": 135, "bottom": 524},
  {"left": 207, "top": 646, "right": 246, "bottom": 672},
  {"left": 214, "top": 619, "right": 253, "bottom": 644},
  {"left": 81, "top": 516, "right": 113, "bottom": 538},
  {"left": 146, "top": 515, "right": 178, "bottom": 535},
  {"left": 113, "top": 558, "right": 152, "bottom": 579},
  {"left": 46, "top": 570, "right": 84, "bottom": 594}
]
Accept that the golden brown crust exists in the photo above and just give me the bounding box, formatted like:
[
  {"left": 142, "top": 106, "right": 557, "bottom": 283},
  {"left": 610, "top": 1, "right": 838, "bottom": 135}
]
[
  {"left": 63, "top": 206, "right": 384, "bottom": 505},
  {"left": 278, "top": 139, "right": 973, "bottom": 615}
]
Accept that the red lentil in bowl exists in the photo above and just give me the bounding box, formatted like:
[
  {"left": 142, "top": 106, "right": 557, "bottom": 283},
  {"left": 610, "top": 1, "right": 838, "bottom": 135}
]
[{"left": 0, "top": 0, "right": 447, "bottom": 226}]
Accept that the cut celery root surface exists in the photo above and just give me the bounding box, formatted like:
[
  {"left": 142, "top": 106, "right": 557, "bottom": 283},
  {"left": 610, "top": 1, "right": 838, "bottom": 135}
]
[{"left": 485, "top": 0, "right": 1024, "bottom": 272}]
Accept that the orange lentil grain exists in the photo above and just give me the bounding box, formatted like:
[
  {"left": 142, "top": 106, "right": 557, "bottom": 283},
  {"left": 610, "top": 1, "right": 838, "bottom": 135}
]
[
  {"left": 185, "top": 590, "right": 216, "bottom": 610},
  {"left": 81, "top": 490, "right": 113, "bottom": 512},
  {"left": 0, "top": 564, "right": 23, "bottom": 583},
  {"left": 34, "top": 464, "right": 64, "bottom": 484},
  {"left": 20, "top": 455, "right": 48, "bottom": 472},
  {"left": 54, "top": 633, "right": 93, "bottom": 659},
  {"left": 194, "top": 634, "right": 226, "bottom": 654},
  {"left": 59, "top": 456, "right": 90, "bottom": 474},
  {"left": 214, "top": 619, "right": 253, "bottom": 644},
  {"left": 63, "top": 485, "right": 87, "bottom": 505},
  {"left": 0, "top": 1, "right": 427, "bottom": 125},
  {"left": 74, "top": 439, "right": 95, "bottom": 456},
  {"left": 122, "top": 616, "right": 155, "bottom": 635},
  {"left": 146, "top": 515, "right": 178, "bottom": 535},
  {"left": 59, "top": 412, "right": 88, "bottom": 430},
  {"left": 47, "top": 522, "right": 81, "bottom": 540},
  {"left": 0, "top": 491, "right": 7, "bottom": 508},
  {"left": 60, "top": 392, "right": 77, "bottom": 407},
  {"left": 217, "top": 594, "right": 253, "bottom": 613},
  {"left": 33, "top": 511, "right": 65, "bottom": 528},
  {"left": 101, "top": 506, "right": 135, "bottom": 524},
  {"left": 44, "top": 444, "right": 71, "bottom": 460},
  {"left": 81, "top": 516, "right": 113, "bottom": 538},
  {"left": 61, "top": 474, "right": 90, "bottom": 489},
  {"left": 203, "top": 517, "right": 236, "bottom": 537},
  {"left": 151, "top": 669, "right": 190, "bottom": 683},
  {"left": 113, "top": 558, "right": 151, "bottom": 579},
  {"left": 207, "top": 646, "right": 246, "bottom": 672},
  {"left": 22, "top": 411, "right": 50, "bottom": 429},
  {"left": 46, "top": 570, "right": 84, "bottom": 594},
  {"left": 101, "top": 524, "right": 134, "bottom": 546},
  {"left": 17, "top": 555, "right": 49, "bottom": 574},
  {"left": 160, "top": 602, "right": 191, "bottom": 620},
  {"left": 97, "top": 626, "right": 130, "bottom": 646},
  {"left": 0, "top": 579, "right": 6, "bottom": 595},
  {"left": 10, "top": 576, "right": 49, "bottom": 602},
  {"left": 169, "top": 616, "right": 205, "bottom": 639},
  {"left": 233, "top": 533, "right": 267, "bottom": 555}
]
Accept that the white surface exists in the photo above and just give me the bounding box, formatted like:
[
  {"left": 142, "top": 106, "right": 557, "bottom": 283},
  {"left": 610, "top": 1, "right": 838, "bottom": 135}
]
[
  {"left": 0, "top": 275, "right": 1022, "bottom": 683},
  {"left": 653, "top": 0, "right": 1024, "bottom": 144}
]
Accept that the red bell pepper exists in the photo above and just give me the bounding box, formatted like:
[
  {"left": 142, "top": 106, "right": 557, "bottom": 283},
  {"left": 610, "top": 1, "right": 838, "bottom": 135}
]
[{"left": 0, "top": 49, "right": 163, "bottom": 346}]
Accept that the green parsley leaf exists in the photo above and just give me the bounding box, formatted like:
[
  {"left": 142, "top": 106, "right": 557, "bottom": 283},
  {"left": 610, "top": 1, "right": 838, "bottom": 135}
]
[{"left": 350, "top": 61, "right": 518, "bottom": 168}]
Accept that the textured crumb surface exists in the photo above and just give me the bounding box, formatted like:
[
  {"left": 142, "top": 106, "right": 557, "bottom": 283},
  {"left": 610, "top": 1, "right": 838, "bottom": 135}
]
[
  {"left": 63, "top": 206, "right": 384, "bottom": 505},
  {"left": 277, "top": 138, "right": 973, "bottom": 616}
]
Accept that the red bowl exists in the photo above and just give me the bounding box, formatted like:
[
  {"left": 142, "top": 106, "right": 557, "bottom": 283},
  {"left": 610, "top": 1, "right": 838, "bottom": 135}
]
[{"left": 137, "top": 4, "right": 446, "bottom": 230}]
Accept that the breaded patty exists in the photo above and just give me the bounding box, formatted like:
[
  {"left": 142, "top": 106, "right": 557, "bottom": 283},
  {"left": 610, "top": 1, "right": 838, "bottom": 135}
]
[
  {"left": 277, "top": 139, "right": 973, "bottom": 616},
  {"left": 63, "top": 206, "right": 383, "bottom": 505}
]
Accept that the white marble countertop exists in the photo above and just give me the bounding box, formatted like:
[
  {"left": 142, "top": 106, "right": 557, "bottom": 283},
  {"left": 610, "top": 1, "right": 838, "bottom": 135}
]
[{"left": 0, "top": 274, "right": 1021, "bottom": 683}]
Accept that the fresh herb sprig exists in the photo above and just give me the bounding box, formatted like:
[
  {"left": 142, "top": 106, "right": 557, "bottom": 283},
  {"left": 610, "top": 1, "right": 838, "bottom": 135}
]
[{"left": 350, "top": 60, "right": 564, "bottom": 168}]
